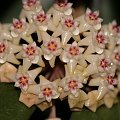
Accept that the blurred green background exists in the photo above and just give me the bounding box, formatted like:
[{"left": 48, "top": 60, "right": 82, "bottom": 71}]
[
  {"left": 0, "top": 0, "right": 120, "bottom": 24},
  {"left": 0, "top": 0, "right": 120, "bottom": 120}
]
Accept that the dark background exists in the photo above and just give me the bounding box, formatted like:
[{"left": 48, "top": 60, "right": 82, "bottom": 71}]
[
  {"left": 0, "top": 0, "right": 120, "bottom": 24},
  {"left": 0, "top": 0, "right": 120, "bottom": 120}
]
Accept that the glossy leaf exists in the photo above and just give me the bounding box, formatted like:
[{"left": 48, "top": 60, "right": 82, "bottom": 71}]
[
  {"left": 70, "top": 102, "right": 120, "bottom": 120},
  {"left": 0, "top": 83, "right": 36, "bottom": 120}
]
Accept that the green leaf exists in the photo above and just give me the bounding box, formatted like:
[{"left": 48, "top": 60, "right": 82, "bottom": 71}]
[
  {"left": 70, "top": 103, "right": 120, "bottom": 120},
  {"left": 0, "top": 83, "right": 36, "bottom": 120}
]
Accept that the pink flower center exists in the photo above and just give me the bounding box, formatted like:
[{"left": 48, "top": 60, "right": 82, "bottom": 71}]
[
  {"left": 89, "top": 13, "right": 98, "bottom": 21},
  {"left": 57, "top": 2, "right": 67, "bottom": 7},
  {"left": 0, "top": 42, "right": 6, "bottom": 53},
  {"left": 18, "top": 76, "right": 28, "bottom": 86},
  {"left": 68, "top": 80, "right": 78, "bottom": 90},
  {"left": 69, "top": 46, "right": 79, "bottom": 56},
  {"left": 42, "top": 87, "right": 52, "bottom": 97},
  {"left": 96, "top": 32, "right": 106, "bottom": 44},
  {"left": 107, "top": 75, "right": 114, "bottom": 85},
  {"left": 25, "top": 46, "right": 36, "bottom": 56},
  {"left": 13, "top": 20, "right": 23, "bottom": 29},
  {"left": 27, "top": 0, "right": 36, "bottom": 7},
  {"left": 36, "top": 13, "right": 46, "bottom": 23},
  {"left": 64, "top": 19, "right": 74, "bottom": 28},
  {"left": 112, "top": 25, "right": 120, "bottom": 34},
  {"left": 100, "top": 58, "right": 109, "bottom": 69},
  {"left": 47, "top": 41, "right": 57, "bottom": 51},
  {"left": 114, "top": 52, "right": 120, "bottom": 62}
]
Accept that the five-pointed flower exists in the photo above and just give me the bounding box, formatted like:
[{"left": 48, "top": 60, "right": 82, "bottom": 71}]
[
  {"left": 61, "top": 16, "right": 79, "bottom": 35},
  {"left": 53, "top": 0, "right": 72, "bottom": 13},
  {"left": 22, "top": 0, "right": 41, "bottom": 11},
  {"left": 33, "top": 10, "right": 51, "bottom": 31},
  {"left": 42, "top": 37, "right": 62, "bottom": 61},
  {"left": 93, "top": 30, "right": 108, "bottom": 49},
  {"left": 59, "top": 75, "right": 83, "bottom": 98},
  {"left": 85, "top": 8, "right": 103, "bottom": 27},
  {"left": 111, "top": 47, "right": 120, "bottom": 66},
  {"left": 0, "top": 39, "right": 22, "bottom": 64},
  {"left": 28, "top": 75, "right": 60, "bottom": 103},
  {"left": 97, "top": 54, "right": 111, "bottom": 73},
  {"left": 11, "top": 18, "right": 28, "bottom": 37},
  {"left": 61, "top": 41, "right": 84, "bottom": 73},
  {"left": 108, "top": 20, "right": 120, "bottom": 36}
]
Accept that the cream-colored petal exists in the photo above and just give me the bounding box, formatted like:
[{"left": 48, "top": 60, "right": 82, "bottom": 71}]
[
  {"left": 78, "top": 58, "right": 87, "bottom": 67},
  {"left": 52, "top": 24, "right": 62, "bottom": 37},
  {"left": 89, "top": 77, "right": 102, "bottom": 86},
  {"left": 104, "top": 93, "right": 114, "bottom": 108},
  {"left": 27, "top": 84, "right": 40, "bottom": 95},
  {"left": 16, "top": 51, "right": 23, "bottom": 59},
  {"left": 37, "top": 56, "right": 45, "bottom": 67},
  {"left": 68, "top": 94, "right": 81, "bottom": 108},
  {"left": 41, "top": 31, "right": 51, "bottom": 41},
  {"left": 9, "top": 43, "right": 22, "bottom": 54},
  {"left": 108, "top": 38, "right": 116, "bottom": 51},
  {"left": 95, "top": 47, "right": 104, "bottom": 54},
  {"left": 19, "top": 92, "right": 38, "bottom": 107},
  {"left": 48, "top": 19, "right": 57, "bottom": 32},
  {"left": 73, "top": 27, "right": 79, "bottom": 36},
  {"left": 72, "top": 35, "right": 80, "bottom": 42},
  {"left": 61, "top": 52, "right": 69, "bottom": 63},
  {"left": 79, "top": 17, "right": 91, "bottom": 33},
  {"left": 7, "top": 54, "right": 20, "bottom": 65},
  {"left": 0, "top": 74, "right": 13, "bottom": 83},
  {"left": 97, "top": 85, "right": 108, "bottom": 100},
  {"left": 84, "top": 44, "right": 96, "bottom": 54},
  {"left": 22, "top": 35, "right": 33, "bottom": 44},
  {"left": 27, "top": 24, "right": 36, "bottom": 35},
  {"left": 94, "top": 24, "right": 101, "bottom": 30},
  {"left": 28, "top": 67, "right": 42, "bottom": 81},
  {"left": 78, "top": 35, "right": 92, "bottom": 46},
  {"left": 23, "top": 58, "right": 32, "bottom": 73},
  {"left": 44, "top": 54, "right": 53, "bottom": 61},
  {"left": 59, "top": 91, "right": 69, "bottom": 100},
  {"left": 87, "top": 103, "right": 98, "bottom": 112},
  {"left": 83, "top": 64, "right": 98, "bottom": 77},
  {"left": 62, "top": 31, "right": 72, "bottom": 47},
  {"left": 83, "top": 54, "right": 98, "bottom": 63},
  {"left": 64, "top": 8, "right": 72, "bottom": 15},
  {"left": 11, "top": 31, "right": 18, "bottom": 38},
  {"left": 53, "top": 10, "right": 61, "bottom": 26},
  {"left": 37, "top": 102, "right": 52, "bottom": 111},
  {"left": 37, "top": 30, "right": 42, "bottom": 42},
  {"left": 85, "top": 90, "right": 98, "bottom": 107},
  {"left": 0, "top": 63, "right": 16, "bottom": 82},
  {"left": 67, "top": 59, "right": 77, "bottom": 74},
  {"left": 4, "top": 72, "right": 16, "bottom": 82},
  {"left": 76, "top": 101, "right": 85, "bottom": 109},
  {"left": 79, "top": 90, "right": 88, "bottom": 101},
  {"left": 39, "top": 75, "right": 50, "bottom": 85},
  {"left": 31, "top": 55, "right": 39, "bottom": 64},
  {"left": 39, "top": 25, "right": 48, "bottom": 31}
]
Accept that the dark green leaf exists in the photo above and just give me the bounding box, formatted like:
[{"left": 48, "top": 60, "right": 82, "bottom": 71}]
[
  {"left": 70, "top": 103, "right": 120, "bottom": 120},
  {"left": 0, "top": 83, "right": 36, "bottom": 120}
]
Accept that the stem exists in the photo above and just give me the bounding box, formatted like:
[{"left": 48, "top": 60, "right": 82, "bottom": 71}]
[
  {"left": 49, "top": 105, "right": 56, "bottom": 118},
  {"left": 46, "top": 105, "right": 61, "bottom": 120}
]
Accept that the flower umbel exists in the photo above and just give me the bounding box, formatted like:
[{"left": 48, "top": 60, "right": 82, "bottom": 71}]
[
  {"left": 23, "top": 42, "right": 39, "bottom": 60},
  {"left": 22, "top": 0, "right": 40, "bottom": 10},
  {"left": 85, "top": 8, "right": 103, "bottom": 26},
  {"left": 15, "top": 73, "right": 31, "bottom": 91}
]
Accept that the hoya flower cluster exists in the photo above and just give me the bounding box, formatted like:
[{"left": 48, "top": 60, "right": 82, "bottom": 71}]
[{"left": 0, "top": 0, "right": 120, "bottom": 112}]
